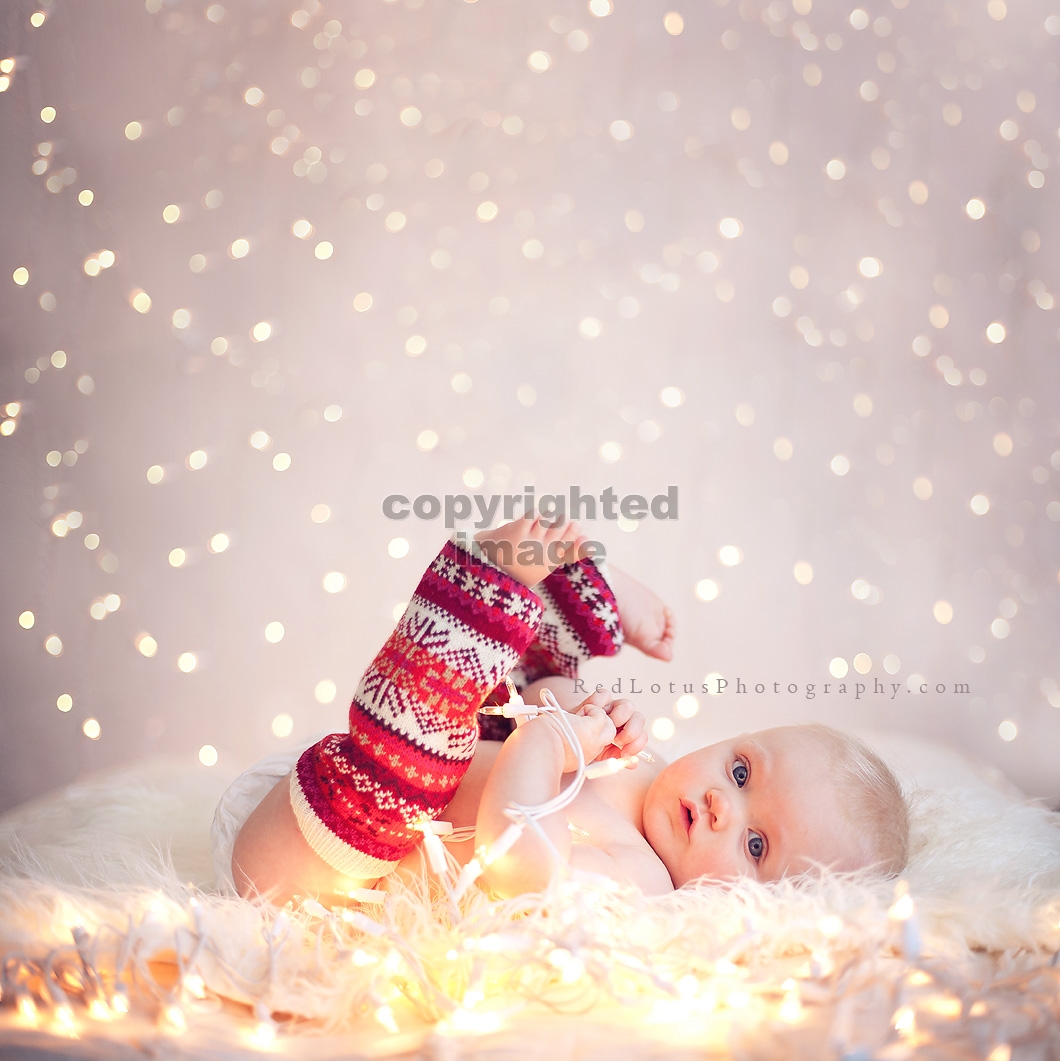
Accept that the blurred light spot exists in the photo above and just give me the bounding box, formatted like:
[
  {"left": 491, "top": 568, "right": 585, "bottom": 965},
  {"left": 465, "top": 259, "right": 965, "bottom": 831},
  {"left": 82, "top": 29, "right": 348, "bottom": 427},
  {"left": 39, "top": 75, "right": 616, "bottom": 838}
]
[
  {"left": 517, "top": 384, "right": 536, "bottom": 406},
  {"left": 675, "top": 694, "right": 698, "bottom": 718},
  {"left": 405, "top": 335, "right": 427, "bottom": 356},
  {"left": 388, "top": 537, "right": 410, "bottom": 559},
  {"left": 40, "top": 106, "right": 56, "bottom": 123},
  {"left": 527, "top": 50, "right": 553, "bottom": 72},
  {"left": 522, "top": 238, "right": 544, "bottom": 259},
  {"left": 826, "top": 159, "right": 845, "bottom": 180},
  {"left": 264, "top": 622, "right": 285, "bottom": 643},
  {"left": 851, "top": 579, "right": 871, "bottom": 601},
  {"left": 252, "top": 321, "right": 272, "bottom": 341},
  {"left": 829, "top": 657, "right": 849, "bottom": 678},
  {"left": 651, "top": 717, "right": 675, "bottom": 740},
  {"left": 991, "top": 618, "right": 1010, "bottom": 639},
  {"left": 579, "top": 317, "right": 602, "bottom": 338},
  {"left": 992, "top": 433, "right": 1012, "bottom": 456},
  {"left": 353, "top": 292, "right": 373, "bottom": 312},
  {"left": 853, "top": 653, "right": 872, "bottom": 674},
  {"left": 462, "top": 466, "right": 484, "bottom": 488},
  {"left": 250, "top": 430, "right": 271, "bottom": 450},
  {"left": 272, "top": 452, "right": 292, "bottom": 471},
  {"left": 322, "top": 404, "right": 342, "bottom": 423},
  {"left": 908, "top": 180, "right": 929, "bottom": 204},
  {"left": 125, "top": 121, "right": 142, "bottom": 140},
  {"left": 314, "top": 241, "right": 334, "bottom": 260},
  {"left": 18, "top": 610, "right": 34, "bottom": 629},
  {"left": 384, "top": 211, "right": 407, "bottom": 232},
  {"left": 970, "top": 493, "right": 990, "bottom": 515},
  {"left": 793, "top": 561, "right": 813, "bottom": 585},
  {"left": 187, "top": 449, "right": 207, "bottom": 470},
  {"left": 858, "top": 257, "right": 881, "bottom": 278},
  {"left": 933, "top": 600, "right": 954, "bottom": 624},
  {"left": 168, "top": 548, "right": 186, "bottom": 567},
  {"left": 998, "top": 719, "right": 1017, "bottom": 741},
  {"left": 314, "top": 679, "right": 338, "bottom": 705},
  {"left": 208, "top": 533, "right": 230, "bottom": 554},
  {"left": 57, "top": 693, "right": 72, "bottom": 712},
  {"left": 660, "top": 386, "right": 684, "bottom": 407},
  {"left": 51, "top": 518, "right": 69, "bottom": 538},
  {"left": 734, "top": 403, "right": 755, "bottom": 427},
  {"left": 416, "top": 430, "right": 438, "bottom": 451},
  {"left": 147, "top": 465, "right": 164, "bottom": 484},
  {"left": 830, "top": 454, "right": 850, "bottom": 476},
  {"left": 83, "top": 719, "right": 101, "bottom": 740},
  {"left": 913, "top": 476, "right": 933, "bottom": 500},
  {"left": 44, "top": 635, "right": 63, "bottom": 655},
  {"left": 599, "top": 441, "right": 622, "bottom": 462},
  {"left": 589, "top": 0, "right": 613, "bottom": 14},
  {"left": 229, "top": 238, "right": 250, "bottom": 258},
  {"left": 719, "top": 217, "right": 742, "bottom": 239},
  {"left": 965, "top": 198, "right": 986, "bottom": 219},
  {"left": 323, "top": 572, "right": 347, "bottom": 593},
  {"left": 137, "top": 634, "right": 158, "bottom": 657},
  {"left": 354, "top": 68, "right": 376, "bottom": 88},
  {"left": 272, "top": 713, "right": 294, "bottom": 738},
  {"left": 162, "top": 204, "right": 181, "bottom": 224},
  {"left": 311, "top": 504, "right": 331, "bottom": 523},
  {"left": 177, "top": 652, "right": 197, "bottom": 672},
  {"left": 853, "top": 393, "right": 873, "bottom": 416},
  {"left": 131, "top": 290, "right": 152, "bottom": 313},
  {"left": 663, "top": 11, "right": 684, "bottom": 33},
  {"left": 451, "top": 372, "right": 473, "bottom": 393},
  {"left": 769, "top": 141, "right": 789, "bottom": 165},
  {"left": 695, "top": 578, "right": 719, "bottom": 601},
  {"left": 883, "top": 654, "right": 901, "bottom": 674},
  {"left": 476, "top": 201, "right": 498, "bottom": 223},
  {"left": 986, "top": 321, "right": 1005, "bottom": 343},
  {"left": 718, "top": 545, "right": 742, "bottom": 567}
]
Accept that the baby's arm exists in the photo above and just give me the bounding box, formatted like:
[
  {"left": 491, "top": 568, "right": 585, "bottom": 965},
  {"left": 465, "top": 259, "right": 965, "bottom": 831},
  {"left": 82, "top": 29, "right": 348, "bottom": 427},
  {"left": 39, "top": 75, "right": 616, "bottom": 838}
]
[{"left": 475, "top": 691, "right": 618, "bottom": 897}]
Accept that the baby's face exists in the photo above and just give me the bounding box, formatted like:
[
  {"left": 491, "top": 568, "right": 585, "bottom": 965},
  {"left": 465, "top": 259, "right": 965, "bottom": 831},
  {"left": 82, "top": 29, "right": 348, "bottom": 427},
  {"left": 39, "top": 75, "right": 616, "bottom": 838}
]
[{"left": 641, "top": 726, "right": 862, "bottom": 887}]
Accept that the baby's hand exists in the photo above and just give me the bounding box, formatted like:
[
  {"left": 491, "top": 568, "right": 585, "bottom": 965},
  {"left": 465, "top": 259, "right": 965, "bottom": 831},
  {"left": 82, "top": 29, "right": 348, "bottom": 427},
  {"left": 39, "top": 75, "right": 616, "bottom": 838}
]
[
  {"left": 560, "top": 689, "right": 647, "bottom": 766},
  {"left": 595, "top": 694, "right": 649, "bottom": 761},
  {"left": 475, "top": 516, "right": 590, "bottom": 589},
  {"left": 537, "top": 692, "right": 617, "bottom": 773}
]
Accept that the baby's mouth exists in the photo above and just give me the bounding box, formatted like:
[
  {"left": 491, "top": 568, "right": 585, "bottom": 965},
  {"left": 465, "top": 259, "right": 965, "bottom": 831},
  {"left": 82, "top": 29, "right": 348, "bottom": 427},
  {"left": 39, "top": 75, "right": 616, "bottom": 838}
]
[{"left": 679, "top": 799, "right": 696, "bottom": 837}]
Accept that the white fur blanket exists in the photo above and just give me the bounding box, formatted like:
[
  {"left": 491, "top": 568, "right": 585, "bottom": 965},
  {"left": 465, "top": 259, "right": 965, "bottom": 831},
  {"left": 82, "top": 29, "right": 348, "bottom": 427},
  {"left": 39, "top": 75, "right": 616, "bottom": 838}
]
[{"left": 0, "top": 735, "right": 1058, "bottom": 1059}]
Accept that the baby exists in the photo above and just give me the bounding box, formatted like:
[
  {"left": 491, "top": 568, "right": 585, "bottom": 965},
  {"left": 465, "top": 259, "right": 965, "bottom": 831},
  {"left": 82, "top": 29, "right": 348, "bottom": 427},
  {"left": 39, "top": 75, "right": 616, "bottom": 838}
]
[{"left": 231, "top": 517, "right": 908, "bottom": 903}]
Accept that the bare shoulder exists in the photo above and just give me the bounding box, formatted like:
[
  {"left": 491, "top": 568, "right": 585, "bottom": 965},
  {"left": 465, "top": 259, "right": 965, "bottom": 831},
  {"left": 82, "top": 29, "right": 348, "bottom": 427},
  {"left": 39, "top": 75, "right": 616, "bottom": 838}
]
[{"left": 569, "top": 841, "right": 674, "bottom": 895}]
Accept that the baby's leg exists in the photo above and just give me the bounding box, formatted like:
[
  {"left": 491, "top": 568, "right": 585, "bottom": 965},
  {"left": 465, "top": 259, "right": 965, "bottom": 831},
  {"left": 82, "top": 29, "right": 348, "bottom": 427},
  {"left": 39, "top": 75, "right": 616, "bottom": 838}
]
[{"left": 232, "top": 535, "right": 545, "bottom": 901}]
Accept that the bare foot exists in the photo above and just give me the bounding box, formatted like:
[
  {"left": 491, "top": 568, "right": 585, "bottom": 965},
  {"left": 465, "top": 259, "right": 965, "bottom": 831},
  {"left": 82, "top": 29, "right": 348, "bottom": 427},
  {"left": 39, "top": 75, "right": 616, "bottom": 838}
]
[
  {"left": 474, "top": 517, "right": 590, "bottom": 588},
  {"left": 606, "top": 565, "right": 675, "bottom": 661}
]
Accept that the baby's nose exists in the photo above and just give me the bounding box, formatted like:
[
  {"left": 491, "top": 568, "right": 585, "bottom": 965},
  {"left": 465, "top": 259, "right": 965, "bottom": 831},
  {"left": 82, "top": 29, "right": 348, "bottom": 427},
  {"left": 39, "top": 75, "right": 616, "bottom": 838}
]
[{"left": 706, "top": 789, "right": 730, "bottom": 830}]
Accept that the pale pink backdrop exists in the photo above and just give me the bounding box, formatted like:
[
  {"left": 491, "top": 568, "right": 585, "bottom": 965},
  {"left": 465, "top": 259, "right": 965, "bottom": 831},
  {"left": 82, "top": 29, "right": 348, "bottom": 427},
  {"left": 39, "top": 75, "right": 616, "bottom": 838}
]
[{"left": 1, "top": 0, "right": 1058, "bottom": 813}]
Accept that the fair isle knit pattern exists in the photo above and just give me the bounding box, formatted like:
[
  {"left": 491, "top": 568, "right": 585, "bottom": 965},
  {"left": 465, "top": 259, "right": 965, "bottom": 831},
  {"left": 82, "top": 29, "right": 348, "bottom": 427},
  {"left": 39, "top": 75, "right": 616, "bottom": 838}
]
[
  {"left": 507, "top": 557, "right": 625, "bottom": 691},
  {"left": 291, "top": 536, "right": 543, "bottom": 880}
]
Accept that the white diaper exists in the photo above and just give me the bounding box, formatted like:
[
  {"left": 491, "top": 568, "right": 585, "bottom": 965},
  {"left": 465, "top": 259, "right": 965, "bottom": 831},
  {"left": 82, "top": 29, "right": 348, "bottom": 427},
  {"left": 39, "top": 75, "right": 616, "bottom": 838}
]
[{"left": 210, "top": 747, "right": 306, "bottom": 894}]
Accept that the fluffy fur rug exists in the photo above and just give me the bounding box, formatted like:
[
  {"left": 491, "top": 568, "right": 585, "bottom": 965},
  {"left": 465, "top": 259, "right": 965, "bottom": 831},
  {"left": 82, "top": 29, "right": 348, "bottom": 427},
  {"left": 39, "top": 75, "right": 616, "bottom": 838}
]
[{"left": 0, "top": 735, "right": 1058, "bottom": 1059}]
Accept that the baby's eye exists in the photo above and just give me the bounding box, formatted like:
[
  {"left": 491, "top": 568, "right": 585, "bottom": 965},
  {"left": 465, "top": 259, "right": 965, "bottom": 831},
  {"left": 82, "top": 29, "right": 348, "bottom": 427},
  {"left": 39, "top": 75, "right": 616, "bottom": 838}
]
[
  {"left": 732, "top": 759, "right": 749, "bottom": 787},
  {"left": 747, "top": 831, "right": 765, "bottom": 861}
]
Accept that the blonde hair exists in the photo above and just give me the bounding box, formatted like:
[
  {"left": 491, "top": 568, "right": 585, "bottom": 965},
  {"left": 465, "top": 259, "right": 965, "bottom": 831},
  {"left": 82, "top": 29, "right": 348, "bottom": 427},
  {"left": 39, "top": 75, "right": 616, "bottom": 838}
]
[{"left": 801, "top": 723, "right": 909, "bottom": 876}]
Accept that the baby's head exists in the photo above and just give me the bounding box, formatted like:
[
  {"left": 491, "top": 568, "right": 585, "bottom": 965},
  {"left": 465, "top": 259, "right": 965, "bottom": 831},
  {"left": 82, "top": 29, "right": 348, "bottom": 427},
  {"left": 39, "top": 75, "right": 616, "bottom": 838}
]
[{"left": 641, "top": 723, "right": 908, "bottom": 887}]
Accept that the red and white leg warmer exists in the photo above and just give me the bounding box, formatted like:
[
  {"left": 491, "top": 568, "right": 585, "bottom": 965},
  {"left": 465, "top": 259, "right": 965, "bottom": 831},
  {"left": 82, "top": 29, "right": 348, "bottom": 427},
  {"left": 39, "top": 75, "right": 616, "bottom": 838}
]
[{"left": 290, "top": 536, "right": 543, "bottom": 880}]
